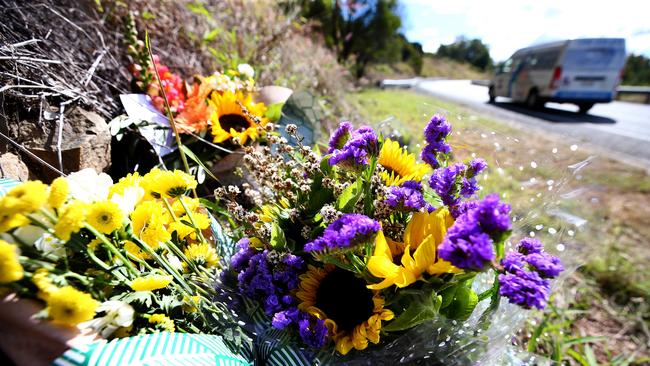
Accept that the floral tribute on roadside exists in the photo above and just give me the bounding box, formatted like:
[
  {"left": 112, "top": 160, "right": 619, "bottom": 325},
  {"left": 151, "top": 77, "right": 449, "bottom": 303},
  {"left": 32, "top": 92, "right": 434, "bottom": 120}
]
[
  {"left": 216, "top": 114, "right": 564, "bottom": 362},
  {"left": 0, "top": 168, "right": 239, "bottom": 340}
]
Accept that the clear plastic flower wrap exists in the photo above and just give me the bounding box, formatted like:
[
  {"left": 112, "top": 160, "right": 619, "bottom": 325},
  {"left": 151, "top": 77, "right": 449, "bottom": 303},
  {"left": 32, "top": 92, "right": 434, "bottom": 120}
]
[{"left": 212, "top": 103, "right": 589, "bottom": 364}]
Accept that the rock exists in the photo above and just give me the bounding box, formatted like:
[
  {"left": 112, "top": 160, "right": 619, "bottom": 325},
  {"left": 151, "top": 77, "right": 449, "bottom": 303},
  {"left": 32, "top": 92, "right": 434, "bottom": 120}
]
[
  {"left": 0, "top": 153, "right": 28, "bottom": 181},
  {"left": 6, "top": 106, "right": 111, "bottom": 182}
]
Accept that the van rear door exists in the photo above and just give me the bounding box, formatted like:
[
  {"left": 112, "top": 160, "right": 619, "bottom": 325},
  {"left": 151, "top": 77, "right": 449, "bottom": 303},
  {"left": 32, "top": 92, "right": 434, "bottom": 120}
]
[{"left": 553, "top": 39, "right": 626, "bottom": 102}]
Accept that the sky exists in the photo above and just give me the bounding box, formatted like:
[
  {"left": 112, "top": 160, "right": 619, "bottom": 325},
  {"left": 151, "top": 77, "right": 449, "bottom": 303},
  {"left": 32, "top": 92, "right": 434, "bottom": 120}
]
[{"left": 399, "top": 0, "right": 650, "bottom": 61}]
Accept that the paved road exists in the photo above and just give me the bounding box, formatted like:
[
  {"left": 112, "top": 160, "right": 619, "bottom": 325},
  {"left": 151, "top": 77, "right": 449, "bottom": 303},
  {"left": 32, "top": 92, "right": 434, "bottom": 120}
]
[{"left": 411, "top": 79, "right": 650, "bottom": 169}]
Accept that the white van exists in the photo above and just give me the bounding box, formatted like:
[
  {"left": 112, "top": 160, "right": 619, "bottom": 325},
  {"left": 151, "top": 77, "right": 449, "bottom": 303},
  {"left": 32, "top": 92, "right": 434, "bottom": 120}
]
[{"left": 488, "top": 38, "right": 626, "bottom": 113}]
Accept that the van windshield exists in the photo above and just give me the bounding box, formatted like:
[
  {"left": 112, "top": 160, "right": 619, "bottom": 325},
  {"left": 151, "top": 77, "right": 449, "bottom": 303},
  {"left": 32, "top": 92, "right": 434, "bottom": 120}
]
[{"left": 563, "top": 47, "right": 625, "bottom": 70}]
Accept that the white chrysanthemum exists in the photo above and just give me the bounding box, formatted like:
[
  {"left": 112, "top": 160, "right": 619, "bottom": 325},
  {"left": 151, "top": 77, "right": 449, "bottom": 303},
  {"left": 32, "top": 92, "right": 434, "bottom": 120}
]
[
  {"left": 79, "top": 300, "right": 134, "bottom": 338},
  {"left": 110, "top": 185, "right": 144, "bottom": 215},
  {"left": 237, "top": 63, "right": 255, "bottom": 79},
  {"left": 66, "top": 168, "right": 113, "bottom": 203}
]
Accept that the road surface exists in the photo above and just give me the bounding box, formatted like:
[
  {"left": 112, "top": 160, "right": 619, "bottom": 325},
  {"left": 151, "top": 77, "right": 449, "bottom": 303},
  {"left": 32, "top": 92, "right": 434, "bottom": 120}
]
[{"left": 410, "top": 79, "right": 650, "bottom": 169}]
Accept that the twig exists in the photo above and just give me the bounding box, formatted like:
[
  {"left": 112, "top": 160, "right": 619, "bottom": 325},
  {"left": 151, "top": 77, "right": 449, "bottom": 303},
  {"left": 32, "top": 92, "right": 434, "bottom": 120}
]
[
  {"left": 0, "top": 56, "right": 62, "bottom": 64},
  {"left": 83, "top": 49, "right": 107, "bottom": 86},
  {"left": 145, "top": 31, "right": 196, "bottom": 197},
  {"left": 0, "top": 39, "right": 40, "bottom": 51},
  {"left": 0, "top": 131, "right": 66, "bottom": 176}
]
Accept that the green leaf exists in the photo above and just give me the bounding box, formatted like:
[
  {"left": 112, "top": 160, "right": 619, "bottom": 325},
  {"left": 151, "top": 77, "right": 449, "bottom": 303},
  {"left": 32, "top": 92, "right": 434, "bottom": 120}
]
[
  {"left": 441, "top": 286, "right": 478, "bottom": 321},
  {"left": 383, "top": 294, "right": 439, "bottom": 332},
  {"left": 270, "top": 223, "right": 286, "bottom": 249},
  {"left": 203, "top": 28, "right": 222, "bottom": 43},
  {"left": 335, "top": 180, "right": 363, "bottom": 212},
  {"left": 264, "top": 103, "right": 284, "bottom": 122},
  {"left": 439, "top": 285, "right": 458, "bottom": 309},
  {"left": 179, "top": 145, "right": 218, "bottom": 182},
  {"left": 187, "top": 2, "right": 211, "bottom": 18}
]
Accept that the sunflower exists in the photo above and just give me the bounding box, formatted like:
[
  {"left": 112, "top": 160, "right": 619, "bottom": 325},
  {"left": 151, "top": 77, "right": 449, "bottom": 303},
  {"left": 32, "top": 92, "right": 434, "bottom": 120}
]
[
  {"left": 87, "top": 200, "right": 124, "bottom": 234},
  {"left": 209, "top": 90, "right": 268, "bottom": 144},
  {"left": 46, "top": 286, "right": 98, "bottom": 325},
  {"left": 367, "top": 208, "right": 460, "bottom": 290},
  {"left": 378, "top": 139, "right": 430, "bottom": 186},
  {"left": 297, "top": 265, "right": 394, "bottom": 355}
]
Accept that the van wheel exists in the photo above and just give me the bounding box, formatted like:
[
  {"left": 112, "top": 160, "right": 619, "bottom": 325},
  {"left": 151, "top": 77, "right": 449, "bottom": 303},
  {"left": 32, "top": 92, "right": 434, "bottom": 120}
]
[
  {"left": 577, "top": 103, "right": 594, "bottom": 114},
  {"left": 488, "top": 86, "right": 496, "bottom": 103},
  {"left": 525, "top": 89, "right": 541, "bottom": 109}
]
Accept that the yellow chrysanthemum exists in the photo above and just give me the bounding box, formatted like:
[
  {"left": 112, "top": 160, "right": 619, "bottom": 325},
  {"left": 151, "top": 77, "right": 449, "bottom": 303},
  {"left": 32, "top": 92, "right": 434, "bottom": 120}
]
[
  {"left": 32, "top": 268, "right": 56, "bottom": 300},
  {"left": 141, "top": 168, "right": 197, "bottom": 199},
  {"left": 367, "top": 208, "right": 460, "bottom": 290},
  {"left": 54, "top": 201, "right": 88, "bottom": 241},
  {"left": 184, "top": 242, "right": 219, "bottom": 268},
  {"left": 297, "top": 265, "right": 394, "bottom": 355},
  {"left": 378, "top": 139, "right": 430, "bottom": 186},
  {"left": 149, "top": 313, "right": 175, "bottom": 332},
  {"left": 46, "top": 286, "right": 99, "bottom": 325},
  {"left": 169, "top": 213, "right": 210, "bottom": 240},
  {"left": 0, "top": 209, "right": 29, "bottom": 233},
  {"left": 130, "top": 201, "right": 171, "bottom": 248},
  {"left": 123, "top": 240, "right": 151, "bottom": 260},
  {"left": 0, "top": 240, "right": 23, "bottom": 283},
  {"left": 182, "top": 295, "right": 201, "bottom": 313},
  {"left": 86, "top": 200, "right": 124, "bottom": 234},
  {"left": 130, "top": 274, "right": 173, "bottom": 291},
  {"left": 3, "top": 181, "right": 49, "bottom": 213},
  {"left": 48, "top": 177, "right": 69, "bottom": 210},
  {"left": 209, "top": 90, "right": 268, "bottom": 144},
  {"left": 171, "top": 197, "right": 201, "bottom": 217},
  {"left": 109, "top": 172, "right": 143, "bottom": 198}
]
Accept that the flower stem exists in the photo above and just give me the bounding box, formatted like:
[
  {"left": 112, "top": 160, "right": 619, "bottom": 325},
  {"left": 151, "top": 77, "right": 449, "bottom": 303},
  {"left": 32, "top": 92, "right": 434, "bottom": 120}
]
[{"left": 84, "top": 224, "right": 139, "bottom": 278}]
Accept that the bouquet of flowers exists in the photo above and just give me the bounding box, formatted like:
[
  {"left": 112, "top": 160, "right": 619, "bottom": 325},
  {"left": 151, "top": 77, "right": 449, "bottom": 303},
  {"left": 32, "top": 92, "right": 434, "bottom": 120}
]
[
  {"left": 0, "top": 167, "right": 242, "bottom": 353},
  {"left": 216, "top": 115, "right": 565, "bottom": 364},
  {"left": 111, "top": 15, "right": 283, "bottom": 181}
]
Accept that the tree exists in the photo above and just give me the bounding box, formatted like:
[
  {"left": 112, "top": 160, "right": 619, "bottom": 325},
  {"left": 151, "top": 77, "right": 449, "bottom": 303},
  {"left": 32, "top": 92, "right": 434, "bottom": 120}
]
[
  {"left": 437, "top": 38, "right": 493, "bottom": 71},
  {"left": 623, "top": 54, "right": 650, "bottom": 86},
  {"left": 299, "top": 0, "right": 403, "bottom": 78}
]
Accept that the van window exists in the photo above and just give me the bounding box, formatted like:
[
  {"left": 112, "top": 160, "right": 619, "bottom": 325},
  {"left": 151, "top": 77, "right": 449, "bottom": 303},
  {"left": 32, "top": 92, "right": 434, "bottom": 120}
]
[
  {"left": 529, "top": 50, "right": 561, "bottom": 70},
  {"left": 563, "top": 47, "right": 625, "bottom": 70}
]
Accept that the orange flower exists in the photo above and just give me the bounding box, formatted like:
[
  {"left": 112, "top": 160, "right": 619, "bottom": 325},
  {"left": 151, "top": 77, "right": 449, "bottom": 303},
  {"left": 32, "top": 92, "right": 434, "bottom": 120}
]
[{"left": 175, "top": 77, "right": 214, "bottom": 133}]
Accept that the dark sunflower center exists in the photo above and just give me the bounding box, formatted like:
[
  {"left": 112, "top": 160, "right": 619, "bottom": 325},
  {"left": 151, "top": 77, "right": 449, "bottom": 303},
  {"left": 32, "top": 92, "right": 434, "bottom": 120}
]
[
  {"left": 219, "top": 114, "right": 249, "bottom": 132},
  {"left": 315, "top": 268, "right": 374, "bottom": 333},
  {"left": 100, "top": 214, "right": 110, "bottom": 222},
  {"left": 383, "top": 165, "right": 402, "bottom": 178}
]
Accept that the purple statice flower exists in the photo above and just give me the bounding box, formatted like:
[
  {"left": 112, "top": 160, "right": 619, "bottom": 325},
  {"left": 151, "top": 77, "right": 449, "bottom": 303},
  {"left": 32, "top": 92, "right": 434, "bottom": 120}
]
[
  {"left": 518, "top": 238, "right": 543, "bottom": 255},
  {"left": 450, "top": 200, "right": 479, "bottom": 218},
  {"left": 501, "top": 251, "right": 526, "bottom": 273},
  {"left": 525, "top": 252, "right": 564, "bottom": 278},
  {"left": 328, "top": 122, "right": 353, "bottom": 153},
  {"left": 498, "top": 270, "right": 550, "bottom": 310},
  {"left": 429, "top": 163, "right": 465, "bottom": 207},
  {"left": 439, "top": 194, "right": 511, "bottom": 270},
  {"left": 298, "top": 313, "right": 328, "bottom": 348},
  {"left": 231, "top": 244, "right": 304, "bottom": 317},
  {"left": 467, "top": 158, "right": 488, "bottom": 177},
  {"left": 271, "top": 307, "right": 328, "bottom": 348},
  {"left": 421, "top": 114, "right": 452, "bottom": 168},
  {"left": 424, "top": 114, "right": 452, "bottom": 143},
  {"left": 328, "top": 125, "right": 378, "bottom": 168},
  {"left": 385, "top": 180, "right": 426, "bottom": 211},
  {"left": 472, "top": 193, "right": 511, "bottom": 233},
  {"left": 305, "top": 214, "right": 380, "bottom": 252},
  {"left": 498, "top": 237, "right": 563, "bottom": 310},
  {"left": 438, "top": 212, "right": 495, "bottom": 270}
]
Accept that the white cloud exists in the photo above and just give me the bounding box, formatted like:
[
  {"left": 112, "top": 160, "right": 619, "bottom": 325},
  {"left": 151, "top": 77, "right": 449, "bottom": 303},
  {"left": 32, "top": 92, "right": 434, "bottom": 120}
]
[{"left": 402, "top": 0, "right": 650, "bottom": 61}]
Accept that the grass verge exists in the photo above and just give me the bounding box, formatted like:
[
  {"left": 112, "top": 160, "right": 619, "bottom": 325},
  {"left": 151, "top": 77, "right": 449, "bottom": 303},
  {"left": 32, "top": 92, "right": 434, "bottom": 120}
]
[{"left": 347, "top": 88, "right": 650, "bottom": 365}]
